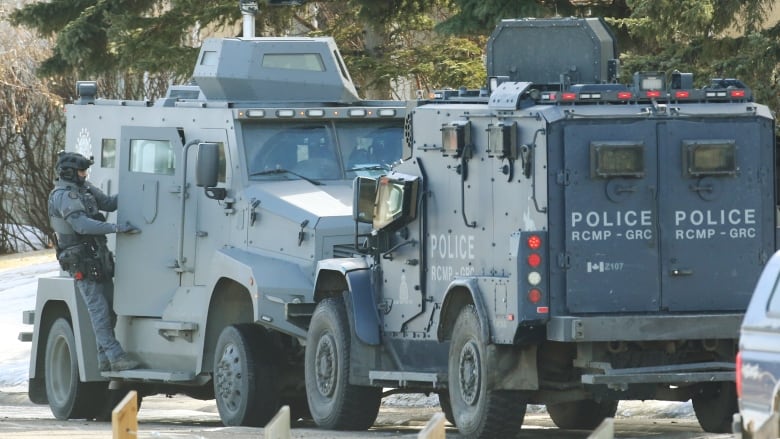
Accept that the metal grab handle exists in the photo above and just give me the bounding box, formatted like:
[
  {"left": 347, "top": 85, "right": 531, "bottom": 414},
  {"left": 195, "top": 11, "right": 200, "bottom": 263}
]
[
  {"left": 690, "top": 184, "right": 713, "bottom": 193},
  {"left": 615, "top": 184, "right": 637, "bottom": 194},
  {"left": 460, "top": 155, "right": 476, "bottom": 228}
]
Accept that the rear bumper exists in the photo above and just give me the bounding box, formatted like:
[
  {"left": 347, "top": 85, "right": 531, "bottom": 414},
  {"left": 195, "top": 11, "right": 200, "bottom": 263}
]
[
  {"left": 548, "top": 313, "right": 743, "bottom": 342},
  {"left": 582, "top": 361, "right": 735, "bottom": 385}
]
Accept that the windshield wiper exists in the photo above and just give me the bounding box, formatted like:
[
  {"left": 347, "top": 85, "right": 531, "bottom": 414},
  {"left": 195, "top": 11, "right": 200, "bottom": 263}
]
[
  {"left": 346, "top": 164, "right": 390, "bottom": 172},
  {"left": 250, "top": 168, "right": 323, "bottom": 186}
]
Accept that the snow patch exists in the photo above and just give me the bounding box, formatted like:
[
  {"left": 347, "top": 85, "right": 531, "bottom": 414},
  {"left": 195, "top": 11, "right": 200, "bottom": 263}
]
[
  {"left": 2, "top": 225, "right": 48, "bottom": 253},
  {"left": 382, "top": 394, "right": 694, "bottom": 419},
  {"left": 0, "top": 258, "right": 58, "bottom": 392}
]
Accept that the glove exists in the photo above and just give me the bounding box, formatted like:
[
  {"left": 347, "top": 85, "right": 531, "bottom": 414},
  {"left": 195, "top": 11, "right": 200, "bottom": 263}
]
[{"left": 116, "top": 221, "right": 141, "bottom": 234}]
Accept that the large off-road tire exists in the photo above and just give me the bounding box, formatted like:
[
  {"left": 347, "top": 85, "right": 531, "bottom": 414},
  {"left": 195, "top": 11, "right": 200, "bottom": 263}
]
[
  {"left": 305, "top": 297, "right": 381, "bottom": 430},
  {"left": 438, "top": 390, "right": 456, "bottom": 426},
  {"left": 448, "top": 305, "right": 526, "bottom": 438},
  {"left": 44, "top": 318, "right": 107, "bottom": 420},
  {"left": 692, "top": 381, "right": 738, "bottom": 433},
  {"left": 213, "top": 324, "right": 279, "bottom": 427},
  {"left": 546, "top": 398, "right": 618, "bottom": 430}
]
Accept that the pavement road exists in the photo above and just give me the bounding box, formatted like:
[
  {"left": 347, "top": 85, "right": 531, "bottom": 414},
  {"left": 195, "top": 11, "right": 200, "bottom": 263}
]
[{"left": 0, "top": 392, "right": 735, "bottom": 439}]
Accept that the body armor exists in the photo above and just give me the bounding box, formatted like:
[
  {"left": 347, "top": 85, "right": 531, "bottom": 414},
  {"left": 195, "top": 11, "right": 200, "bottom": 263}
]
[{"left": 49, "top": 180, "right": 117, "bottom": 281}]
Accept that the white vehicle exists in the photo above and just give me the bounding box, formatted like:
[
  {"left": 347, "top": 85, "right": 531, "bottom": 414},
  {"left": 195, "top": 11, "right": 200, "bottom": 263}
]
[{"left": 20, "top": 3, "right": 408, "bottom": 426}]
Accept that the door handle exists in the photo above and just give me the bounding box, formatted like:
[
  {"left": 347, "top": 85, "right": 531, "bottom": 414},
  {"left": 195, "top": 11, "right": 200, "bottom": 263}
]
[
  {"left": 615, "top": 184, "right": 637, "bottom": 194},
  {"left": 689, "top": 183, "right": 713, "bottom": 193}
]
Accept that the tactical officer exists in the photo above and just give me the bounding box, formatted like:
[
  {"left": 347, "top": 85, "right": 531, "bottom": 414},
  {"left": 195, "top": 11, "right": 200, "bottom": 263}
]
[{"left": 49, "top": 151, "right": 141, "bottom": 372}]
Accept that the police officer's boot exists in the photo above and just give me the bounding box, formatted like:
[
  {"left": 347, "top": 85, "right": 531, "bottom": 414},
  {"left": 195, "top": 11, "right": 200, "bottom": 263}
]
[{"left": 111, "top": 353, "right": 140, "bottom": 371}]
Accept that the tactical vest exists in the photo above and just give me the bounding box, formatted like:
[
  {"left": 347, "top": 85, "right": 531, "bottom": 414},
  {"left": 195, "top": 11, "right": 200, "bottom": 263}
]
[{"left": 49, "top": 182, "right": 115, "bottom": 280}]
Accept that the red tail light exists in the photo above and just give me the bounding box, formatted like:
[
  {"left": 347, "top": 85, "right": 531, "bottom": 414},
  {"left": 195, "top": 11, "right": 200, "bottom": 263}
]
[
  {"left": 736, "top": 351, "right": 742, "bottom": 398},
  {"left": 617, "top": 91, "right": 633, "bottom": 100},
  {"left": 646, "top": 90, "right": 662, "bottom": 98},
  {"left": 524, "top": 233, "right": 546, "bottom": 314},
  {"left": 562, "top": 92, "right": 577, "bottom": 101},
  {"left": 730, "top": 89, "right": 746, "bottom": 98}
]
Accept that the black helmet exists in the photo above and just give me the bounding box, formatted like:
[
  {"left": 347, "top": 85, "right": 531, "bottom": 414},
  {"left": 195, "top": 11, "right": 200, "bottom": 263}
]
[{"left": 56, "top": 151, "right": 93, "bottom": 185}]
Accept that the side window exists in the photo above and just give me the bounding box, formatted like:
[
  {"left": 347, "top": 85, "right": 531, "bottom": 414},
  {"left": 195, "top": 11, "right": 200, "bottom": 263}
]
[
  {"left": 101, "top": 139, "right": 116, "bottom": 168},
  {"left": 590, "top": 142, "right": 645, "bottom": 179},
  {"left": 129, "top": 139, "right": 175, "bottom": 175},
  {"left": 262, "top": 53, "right": 325, "bottom": 72},
  {"left": 682, "top": 140, "right": 737, "bottom": 177}
]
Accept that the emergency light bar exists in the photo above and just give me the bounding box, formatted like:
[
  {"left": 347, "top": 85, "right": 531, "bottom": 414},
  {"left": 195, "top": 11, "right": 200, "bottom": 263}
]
[
  {"left": 432, "top": 71, "right": 753, "bottom": 106},
  {"left": 536, "top": 86, "right": 751, "bottom": 104},
  {"left": 237, "top": 107, "right": 404, "bottom": 119}
]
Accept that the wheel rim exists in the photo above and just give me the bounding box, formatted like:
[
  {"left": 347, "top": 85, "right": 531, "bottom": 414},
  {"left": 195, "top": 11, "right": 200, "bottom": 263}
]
[
  {"left": 48, "top": 333, "right": 73, "bottom": 406},
  {"left": 215, "top": 342, "right": 243, "bottom": 413},
  {"left": 314, "top": 332, "right": 337, "bottom": 397},
  {"left": 458, "top": 340, "right": 481, "bottom": 406}
]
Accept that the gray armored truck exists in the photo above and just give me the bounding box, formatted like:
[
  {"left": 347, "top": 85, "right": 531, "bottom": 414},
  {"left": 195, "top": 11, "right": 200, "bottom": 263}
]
[
  {"left": 20, "top": 24, "right": 408, "bottom": 426},
  {"left": 303, "top": 18, "right": 777, "bottom": 438}
]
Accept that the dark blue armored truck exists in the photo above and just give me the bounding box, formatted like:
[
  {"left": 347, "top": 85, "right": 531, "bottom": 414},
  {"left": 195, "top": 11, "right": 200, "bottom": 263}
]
[
  {"left": 20, "top": 9, "right": 408, "bottom": 427},
  {"left": 302, "top": 18, "right": 777, "bottom": 438}
]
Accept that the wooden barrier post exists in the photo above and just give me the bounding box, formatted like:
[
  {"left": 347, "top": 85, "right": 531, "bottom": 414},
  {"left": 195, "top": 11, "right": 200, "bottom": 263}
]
[
  {"left": 587, "top": 417, "right": 614, "bottom": 439},
  {"left": 112, "top": 390, "right": 138, "bottom": 439},
  {"left": 418, "top": 412, "right": 446, "bottom": 439},
  {"left": 264, "top": 405, "right": 291, "bottom": 439},
  {"left": 753, "top": 411, "right": 779, "bottom": 439}
]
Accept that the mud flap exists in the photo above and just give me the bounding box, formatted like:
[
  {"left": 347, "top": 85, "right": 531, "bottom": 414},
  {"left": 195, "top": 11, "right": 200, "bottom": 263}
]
[
  {"left": 488, "top": 344, "right": 539, "bottom": 390},
  {"left": 345, "top": 270, "right": 381, "bottom": 345}
]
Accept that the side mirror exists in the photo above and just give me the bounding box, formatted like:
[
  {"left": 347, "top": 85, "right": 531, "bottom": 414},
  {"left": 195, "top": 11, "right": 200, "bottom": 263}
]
[
  {"left": 353, "top": 177, "right": 377, "bottom": 224},
  {"left": 373, "top": 174, "right": 419, "bottom": 232},
  {"left": 196, "top": 142, "right": 226, "bottom": 200},
  {"left": 196, "top": 142, "right": 219, "bottom": 187}
]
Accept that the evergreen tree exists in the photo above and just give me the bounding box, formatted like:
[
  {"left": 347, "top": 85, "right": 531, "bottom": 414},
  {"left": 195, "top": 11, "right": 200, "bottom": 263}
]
[
  {"left": 10, "top": 0, "right": 779, "bottom": 111},
  {"left": 10, "top": 0, "right": 486, "bottom": 99}
]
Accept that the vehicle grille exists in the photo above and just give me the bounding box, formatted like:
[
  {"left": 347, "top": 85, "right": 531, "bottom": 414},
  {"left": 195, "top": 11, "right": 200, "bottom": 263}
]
[{"left": 332, "top": 244, "right": 357, "bottom": 258}]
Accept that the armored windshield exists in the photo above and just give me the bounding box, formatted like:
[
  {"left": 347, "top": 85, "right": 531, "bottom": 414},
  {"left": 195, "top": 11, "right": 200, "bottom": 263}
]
[{"left": 244, "top": 122, "right": 402, "bottom": 182}]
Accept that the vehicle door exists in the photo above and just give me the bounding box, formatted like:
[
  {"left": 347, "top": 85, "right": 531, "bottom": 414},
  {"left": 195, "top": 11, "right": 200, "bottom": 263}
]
[
  {"left": 115, "top": 127, "right": 185, "bottom": 317},
  {"left": 658, "top": 118, "right": 773, "bottom": 311},
  {"left": 562, "top": 120, "right": 660, "bottom": 313},
  {"left": 183, "top": 129, "right": 231, "bottom": 287},
  {"left": 374, "top": 174, "right": 424, "bottom": 333}
]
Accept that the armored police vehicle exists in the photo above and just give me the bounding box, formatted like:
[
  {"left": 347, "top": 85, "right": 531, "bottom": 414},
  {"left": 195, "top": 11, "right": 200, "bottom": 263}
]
[
  {"left": 20, "top": 6, "right": 407, "bottom": 426},
  {"left": 302, "top": 18, "right": 776, "bottom": 438}
]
